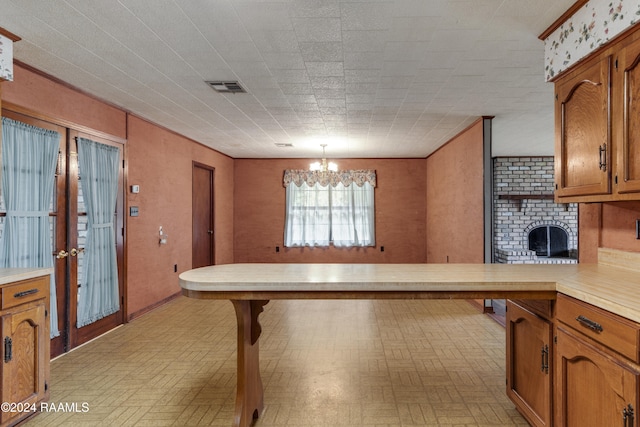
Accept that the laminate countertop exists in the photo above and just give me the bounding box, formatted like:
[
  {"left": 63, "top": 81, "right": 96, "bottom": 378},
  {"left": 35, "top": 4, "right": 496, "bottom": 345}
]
[
  {"left": 0, "top": 267, "right": 53, "bottom": 286},
  {"left": 180, "top": 248, "right": 640, "bottom": 323}
]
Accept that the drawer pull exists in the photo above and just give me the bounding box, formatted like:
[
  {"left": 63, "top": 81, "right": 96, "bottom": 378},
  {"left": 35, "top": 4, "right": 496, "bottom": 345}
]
[
  {"left": 13, "top": 288, "right": 39, "bottom": 298},
  {"left": 576, "top": 315, "right": 604, "bottom": 333},
  {"left": 4, "top": 337, "right": 11, "bottom": 363},
  {"left": 541, "top": 344, "right": 549, "bottom": 374}
]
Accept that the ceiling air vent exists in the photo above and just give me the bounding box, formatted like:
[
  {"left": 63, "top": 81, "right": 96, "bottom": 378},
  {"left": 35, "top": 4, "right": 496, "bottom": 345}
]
[
  {"left": 206, "top": 81, "right": 246, "bottom": 93},
  {"left": 275, "top": 143, "right": 294, "bottom": 148}
]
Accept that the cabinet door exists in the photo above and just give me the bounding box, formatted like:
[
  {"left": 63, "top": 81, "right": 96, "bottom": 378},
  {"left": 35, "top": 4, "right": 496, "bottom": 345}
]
[
  {"left": 1, "top": 303, "right": 48, "bottom": 426},
  {"left": 555, "top": 54, "right": 611, "bottom": 198},
  {"left": 617, "top": 37, "right": 640, "bottom": 193},
  {"left": 555, "top": 327, "right": 638, "bottom": 427},
  {"left": 506, "top": 301, "right": 553, "bottom": 427}
]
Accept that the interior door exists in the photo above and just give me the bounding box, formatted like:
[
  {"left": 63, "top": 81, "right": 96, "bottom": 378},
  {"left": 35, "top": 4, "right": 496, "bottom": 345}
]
[
  {"left": 1, "top": 109, "right": 125, "bottom": 358},
  {"left": 192, "top": 163, "right": 215, "bottom": 268}
]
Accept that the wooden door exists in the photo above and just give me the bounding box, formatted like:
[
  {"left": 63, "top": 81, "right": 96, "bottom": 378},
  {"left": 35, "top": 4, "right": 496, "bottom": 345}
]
[
  {"left": 67, "top": 131, "right": 125, "bottom": 349},
  {"left": 1, "top": 110, "right": 125, "bottom": 358},
  {"left": 506, "top": 301, "right": 553, "bottom": 427},
  {"left": 192, "top": 163, "right": 215, "bottom": 268},
  {"left": 555, "top": 327, "right": 639, "bottom": 427},
  {"left": 618, "top": 37, "right": 640, "bottom": 193},
  {"left": 2, "top": 110, "right": 68, "bottom": 357},
  {"left": 555, "top": 54, "right": 611, "bottom": 198}
]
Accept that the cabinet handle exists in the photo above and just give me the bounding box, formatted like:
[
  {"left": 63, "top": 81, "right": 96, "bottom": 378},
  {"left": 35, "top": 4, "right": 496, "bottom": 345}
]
[
  {"left": 13, "top": 288, "right": 39, "bottom": 298},
  {"left": 599, "top": 143, "right": 607, "bottom": 171},
  {"left": 541, "top": 345, "right": 549, "bottom": 374},
  {"left": 623, "top": 404, "right": 634, "bottom": 427},
  {"left": 3, "top": 337, "right": 11, "bottom": 363},
  {"left": 576, "top": 315, "right": 604, "bottom": 333}
]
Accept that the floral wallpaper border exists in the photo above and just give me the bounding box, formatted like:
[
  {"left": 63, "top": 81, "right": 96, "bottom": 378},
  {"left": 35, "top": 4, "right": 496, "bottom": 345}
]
[
  {"left": 0, "top": 33, "right": 14, "bottom": 82},
  {"left": 544, "top": 0, "right": 640, "bottom": 81},
  {"left": 283, "top": 169, "right": 376, "bottom": 188}
]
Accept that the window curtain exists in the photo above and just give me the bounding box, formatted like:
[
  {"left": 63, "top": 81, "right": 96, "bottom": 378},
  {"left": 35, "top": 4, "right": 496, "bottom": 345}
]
[
  {"left": 0, "top": 117, "right": 60, "bottom": 338},
  {"left": 283, "top": 170, "right": 376, "bottom": 247},
  {"left": 76, "top": 137, "right": 120, "bottom": 328}
]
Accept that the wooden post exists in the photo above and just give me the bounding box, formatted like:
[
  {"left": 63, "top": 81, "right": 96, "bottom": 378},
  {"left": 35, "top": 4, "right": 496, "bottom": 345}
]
[{"left": 231, "top": 300, "right": 269, "bottom": 427}]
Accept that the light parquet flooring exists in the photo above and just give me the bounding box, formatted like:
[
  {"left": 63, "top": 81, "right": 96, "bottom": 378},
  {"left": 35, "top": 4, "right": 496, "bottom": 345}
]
[{"left": 25, "top": 297, "right": 528, "bottom": 427}]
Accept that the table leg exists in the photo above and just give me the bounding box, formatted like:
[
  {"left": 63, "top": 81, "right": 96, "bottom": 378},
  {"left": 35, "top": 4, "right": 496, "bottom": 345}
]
[{"left": 231, "top": 300, "right": 269, "bottom": 427}]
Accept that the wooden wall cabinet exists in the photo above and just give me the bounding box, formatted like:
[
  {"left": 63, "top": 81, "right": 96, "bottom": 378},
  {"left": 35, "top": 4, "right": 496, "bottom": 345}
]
[
  {"left": 554, "top": 30, "right": 640, "bottom": 202},
  {"left": 616, "top": 35, "right": 640, "bottom": 194},
  {"left": 554, "top": 294, "right": 639, "bottom": 427},
  {"left": 555, "top": 53, "right": 611, "bottom": 199},
  {"left": 0, "top": 275, "right": 50, "bottom": 427},
  {"left": 506, "top": 300, "right": 553, "bottom": 427}
]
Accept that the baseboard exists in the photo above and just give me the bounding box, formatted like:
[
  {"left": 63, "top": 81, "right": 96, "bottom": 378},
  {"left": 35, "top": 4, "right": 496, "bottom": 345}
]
[{"left": 127, "top": 290, "right": 182, "bottom": 321}]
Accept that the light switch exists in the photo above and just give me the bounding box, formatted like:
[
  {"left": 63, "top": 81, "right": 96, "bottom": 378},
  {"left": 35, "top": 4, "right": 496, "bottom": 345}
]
[{"left": 131, "top": 185, "right": 140, "bottom": 193}]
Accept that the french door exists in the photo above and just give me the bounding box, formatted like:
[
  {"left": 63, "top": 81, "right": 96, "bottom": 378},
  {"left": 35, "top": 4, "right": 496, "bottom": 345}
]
[{"left": 2, "top": 109, "right": 125, "bottom": 358}]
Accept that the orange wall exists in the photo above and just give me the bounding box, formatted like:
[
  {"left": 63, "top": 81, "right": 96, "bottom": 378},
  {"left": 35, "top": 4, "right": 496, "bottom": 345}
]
[
  {"left": 125, "top": 116, "right": 234, "bottom": 318},
  {"left": 579, "top": 201, "right": 640, "bottom": 263},
  {"left": 426, "top": 120, "right": 485, "bottom": 263},
  {"left": 233, "top": 158, "right": 426, "bottom": 263},
  {"left": 2, "top": 64, "right": 126, "bottom": 139}
]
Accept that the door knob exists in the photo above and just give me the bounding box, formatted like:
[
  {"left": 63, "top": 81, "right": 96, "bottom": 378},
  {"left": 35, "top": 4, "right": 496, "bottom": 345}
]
[
  {"left": 56, "top": 250, "right": 69, "bottom": 259},
  {"left": 207, "top": 230, "right": 214, "bottom": 234},
  {"left": 70, "top": 248, "right": 85, "bottom": 257}
]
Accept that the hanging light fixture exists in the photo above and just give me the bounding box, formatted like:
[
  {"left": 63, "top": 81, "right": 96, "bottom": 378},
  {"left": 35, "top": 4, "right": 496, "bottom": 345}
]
[{"left": 310, "top": 144, "right": 338, "bottom": 172}]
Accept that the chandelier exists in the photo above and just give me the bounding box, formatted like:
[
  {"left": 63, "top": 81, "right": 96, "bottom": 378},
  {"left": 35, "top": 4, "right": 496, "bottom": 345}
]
[{"left": 310, "top": 144, "right": 338, "bottom": 172}]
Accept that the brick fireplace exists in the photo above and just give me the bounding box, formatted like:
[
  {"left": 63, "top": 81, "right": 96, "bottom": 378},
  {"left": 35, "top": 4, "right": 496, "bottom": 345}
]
[{"left": 493, "top": 157, "right": 577, "bottom": 264}]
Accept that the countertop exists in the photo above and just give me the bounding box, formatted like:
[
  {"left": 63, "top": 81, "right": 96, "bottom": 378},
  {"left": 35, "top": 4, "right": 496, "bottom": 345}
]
[
  {"left": 0, "top": 267, "right": 53, "bottom": 286},
  {"left": 180, "top": 248, "right": 640, "bottom": 323}
]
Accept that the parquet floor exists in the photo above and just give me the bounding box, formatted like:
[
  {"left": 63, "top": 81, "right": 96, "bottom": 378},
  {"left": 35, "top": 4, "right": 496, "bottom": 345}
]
[{"left": 25, "top": 297, "right": 528, "bottom": 426}]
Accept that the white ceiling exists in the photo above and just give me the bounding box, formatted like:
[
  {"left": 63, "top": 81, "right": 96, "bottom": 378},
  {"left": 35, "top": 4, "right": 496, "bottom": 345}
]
[{"left": 0, "top": 0, "right": 574, "bottom": 159}]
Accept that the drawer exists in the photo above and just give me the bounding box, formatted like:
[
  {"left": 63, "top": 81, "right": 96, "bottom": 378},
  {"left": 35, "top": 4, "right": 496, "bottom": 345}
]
[
  {"left": 556, "top": 294, "right": 640, "bottom": 363},
  {"left": 511, "top": 299, "right": 553, "bottom": 320},
  {"left": 1, "top": 276, "right": 49, "bottom": 310}
]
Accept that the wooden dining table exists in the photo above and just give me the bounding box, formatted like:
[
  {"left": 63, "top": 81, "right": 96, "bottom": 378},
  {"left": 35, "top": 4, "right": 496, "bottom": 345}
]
[{"left": 179, "top": 262, "right": 580, "bottom": 427}]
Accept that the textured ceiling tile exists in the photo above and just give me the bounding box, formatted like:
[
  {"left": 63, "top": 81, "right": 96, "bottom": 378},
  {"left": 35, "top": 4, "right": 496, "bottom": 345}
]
[
  {"left": 292, "top": 17, "right": 342, "bottom": 42},
  {"left": 340, "top": 2, "right": 394, "bottom": 31},
  {"left": 305, "top": 61, "right": 344, "bottom": 77},
  {"left": 299, "top": 42, "right": 344, "bottom": 62}
]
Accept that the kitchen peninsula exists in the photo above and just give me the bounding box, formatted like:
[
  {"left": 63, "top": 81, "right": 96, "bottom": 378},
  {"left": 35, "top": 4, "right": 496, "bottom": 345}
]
[{"left": 180, "top": 248, "right": 640, "bottom": 427}]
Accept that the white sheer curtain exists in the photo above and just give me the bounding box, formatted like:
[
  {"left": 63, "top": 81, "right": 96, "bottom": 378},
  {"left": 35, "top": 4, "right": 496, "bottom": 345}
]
[
  {"left": 76, "top": 137, "right": 120, "bottom": 328},
  {"left": 0, "top": 117, "right": 60, "bottom": 337},
  {"left": 284, "top": 182, "right": 331, "bottom": 246},
  {"left": 284, "top": 170, "right": 376, "bottom": 247},
  {"left": 330, "top": 182, "right": 375, "bottom": 247}
]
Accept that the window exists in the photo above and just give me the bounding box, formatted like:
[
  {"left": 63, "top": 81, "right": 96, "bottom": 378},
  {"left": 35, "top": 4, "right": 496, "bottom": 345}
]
[{"left": 283, "top": 170, "right": 376, "bottom": 247}]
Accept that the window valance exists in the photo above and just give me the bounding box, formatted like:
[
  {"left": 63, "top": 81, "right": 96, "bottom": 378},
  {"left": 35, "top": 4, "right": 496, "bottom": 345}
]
[{"left": 283, "top": 169, "right": 376, "bottom": 188}]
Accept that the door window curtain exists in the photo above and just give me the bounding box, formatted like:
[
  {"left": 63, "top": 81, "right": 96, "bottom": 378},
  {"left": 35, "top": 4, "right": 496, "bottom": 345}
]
[
  {"left": 76, "top": 137, "right": 120, "bottom": 328},
  {"left": 283, "top": 169, "right": 376, "bottom": 247},
  {"left": 0, "top": 117, "right": 60, "bottom": 338}
]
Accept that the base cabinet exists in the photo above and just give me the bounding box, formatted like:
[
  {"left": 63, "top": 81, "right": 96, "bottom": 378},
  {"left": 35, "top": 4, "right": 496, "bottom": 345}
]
[
  {"left": 0, "top": 275, "right": 50, "bottom": 427},
  {"left": 555, "top": 327, "right": 638, "bottom": 427},
  {"left": 507, "top": 295, "right": 640, "bottom": 427},
  {"left": 506, "top": 300, "right": 553, "bottom": 427}
]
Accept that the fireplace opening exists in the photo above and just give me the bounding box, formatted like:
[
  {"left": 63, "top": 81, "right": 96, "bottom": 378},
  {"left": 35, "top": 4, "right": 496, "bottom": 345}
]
[{"left": 528, "top": 225, "right": 569, "bottom": 257}]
